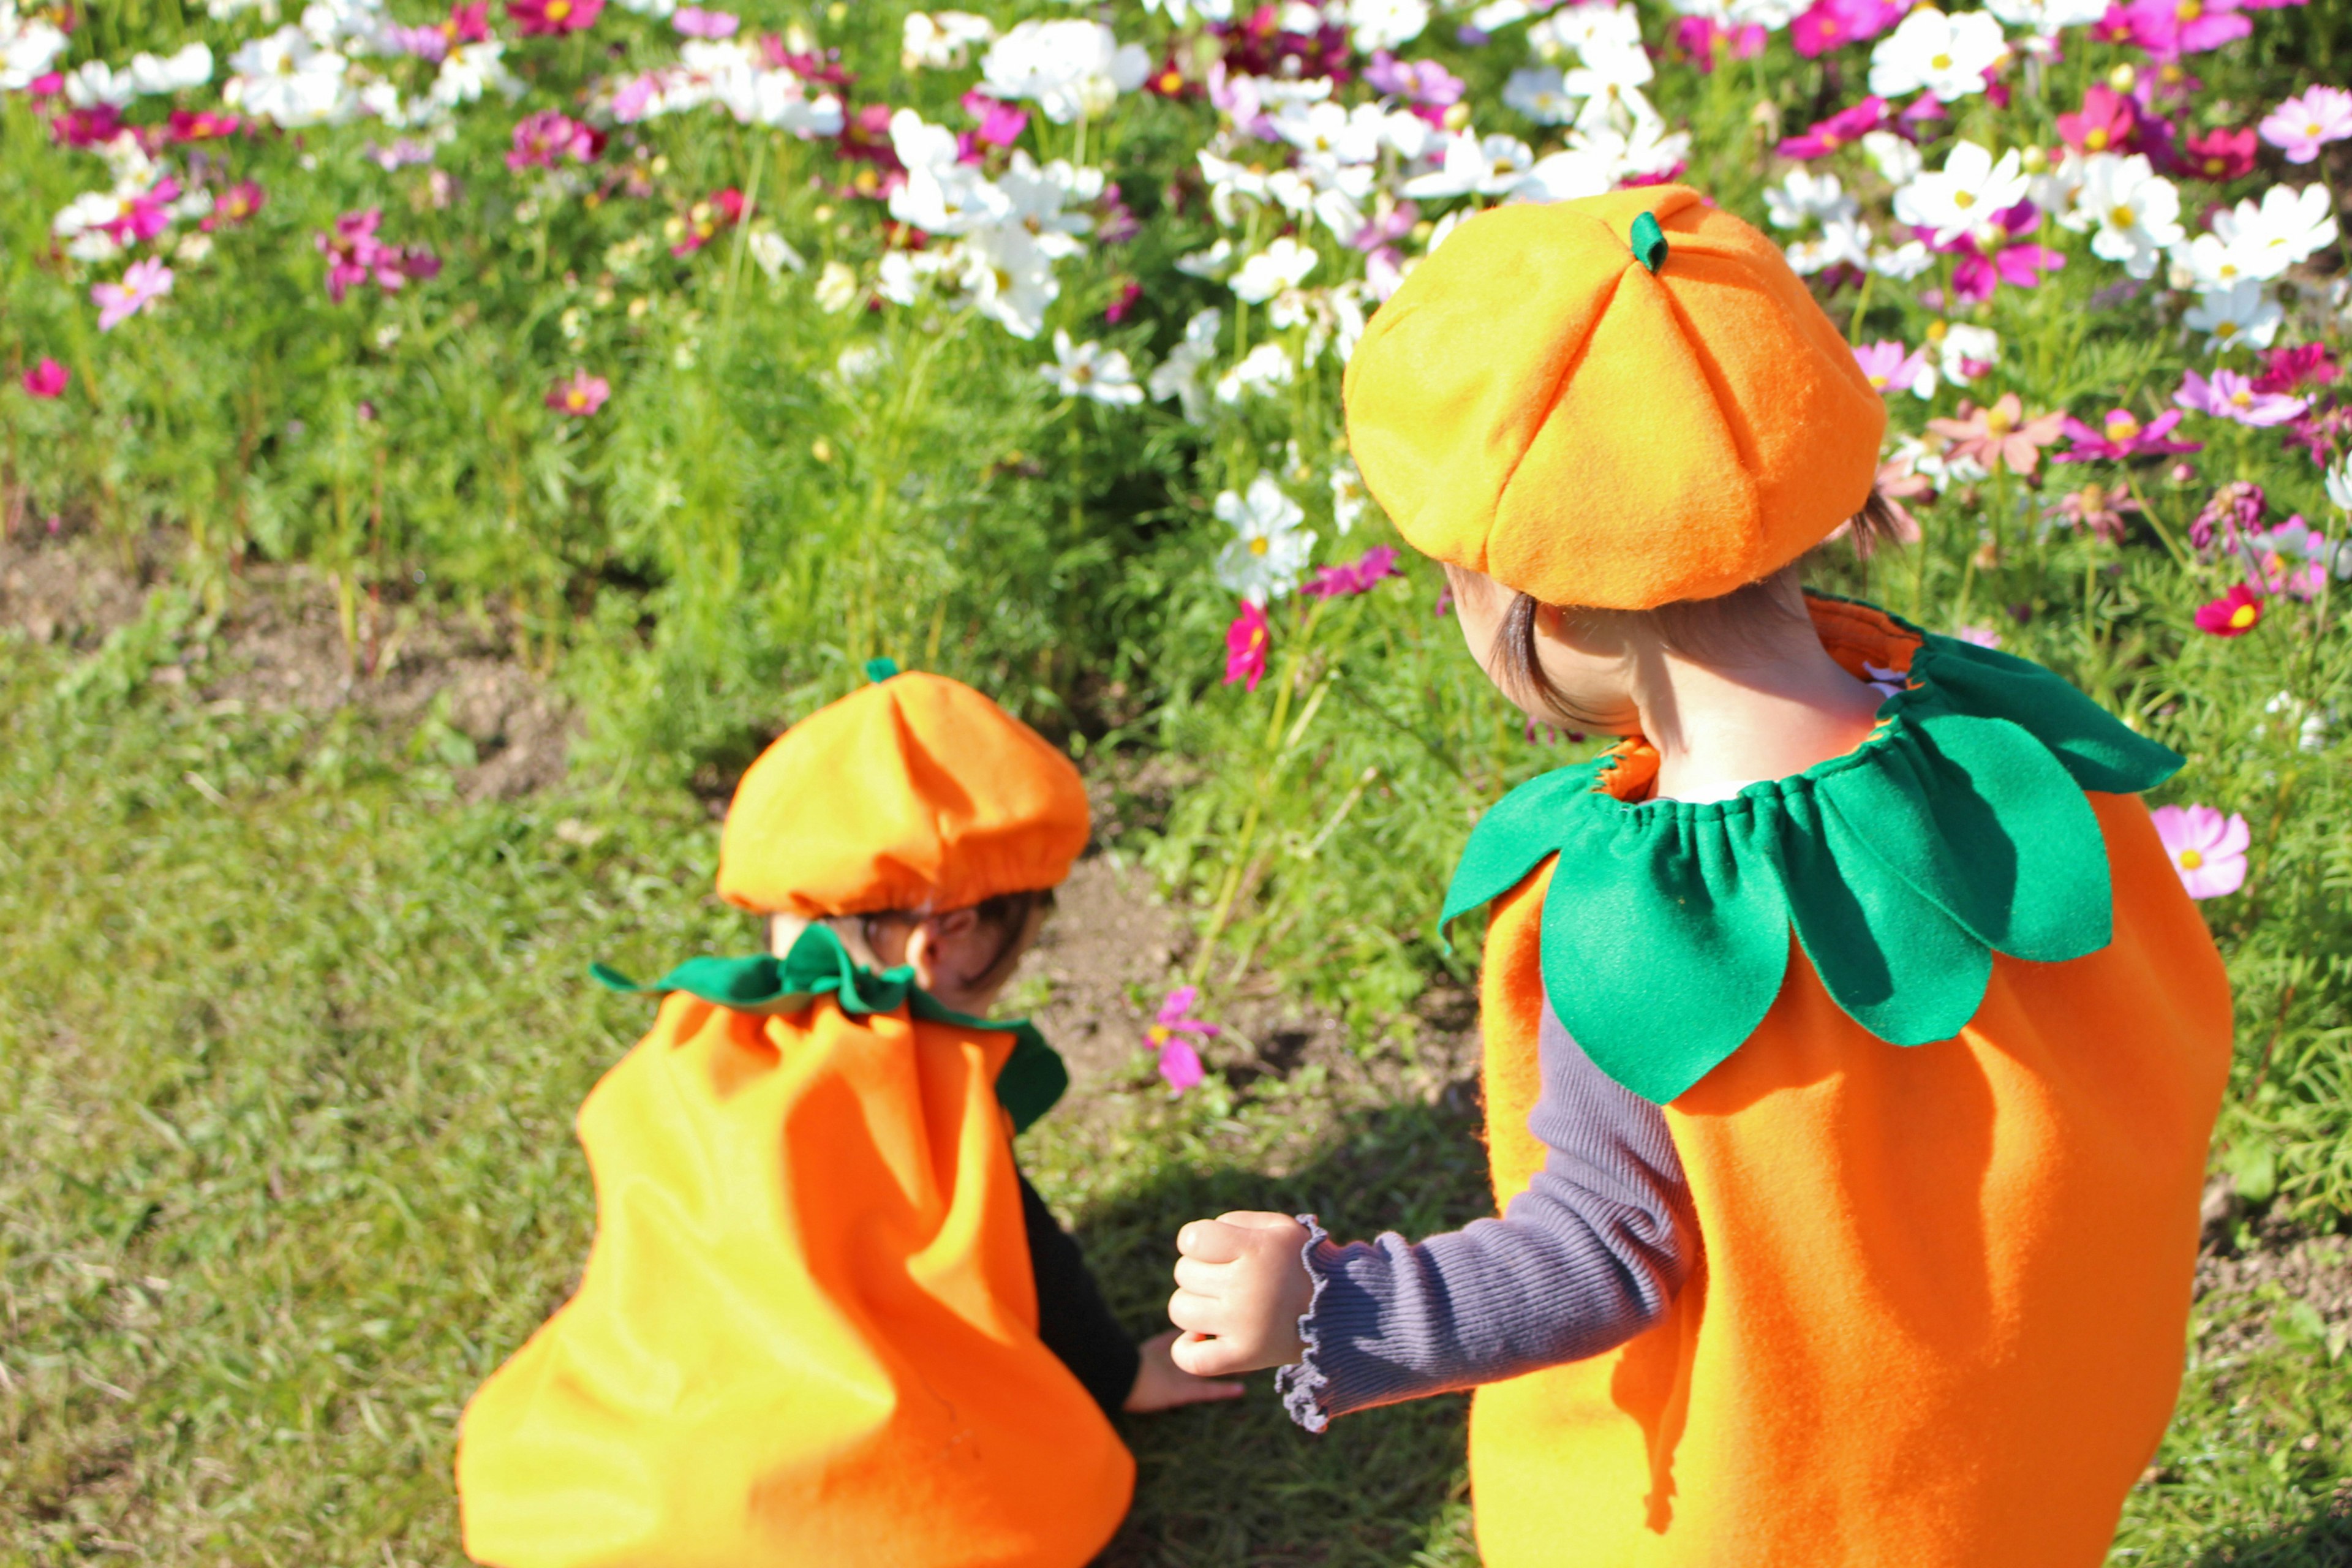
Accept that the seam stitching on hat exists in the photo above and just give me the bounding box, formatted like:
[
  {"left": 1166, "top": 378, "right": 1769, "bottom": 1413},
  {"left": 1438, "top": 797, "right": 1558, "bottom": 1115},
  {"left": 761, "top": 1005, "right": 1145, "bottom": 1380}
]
[{"left": 1488, "top": 260, "right": 1627, "bottom": 587}]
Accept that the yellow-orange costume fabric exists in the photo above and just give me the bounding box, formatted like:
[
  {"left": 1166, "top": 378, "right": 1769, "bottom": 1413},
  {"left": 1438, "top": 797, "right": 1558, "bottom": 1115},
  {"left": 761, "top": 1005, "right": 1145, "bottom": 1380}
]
[
  {"left": 458, "top": 669, "right": 1127, "bottom": 1567},
  {"left": 1459, "top": 611, "right": 2233, "bottom": 1567}
]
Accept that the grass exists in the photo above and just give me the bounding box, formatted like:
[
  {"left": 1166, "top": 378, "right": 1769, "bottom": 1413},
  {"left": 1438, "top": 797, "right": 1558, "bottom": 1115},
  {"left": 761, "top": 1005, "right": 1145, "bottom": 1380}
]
[{"left": 1, "top": 616, "right": 2348, "bottom": 1566}]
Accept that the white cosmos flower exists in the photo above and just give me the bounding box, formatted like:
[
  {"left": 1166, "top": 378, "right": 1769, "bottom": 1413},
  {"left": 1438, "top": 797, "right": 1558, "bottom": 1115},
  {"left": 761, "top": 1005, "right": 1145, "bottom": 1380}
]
[
  {"left": 1891, "top": 142, "right": 2029, "bottom": 244},
  {"left": 902, "top": 10, "right": 993, "bottom": 71},
  {"left": 1401, "top": 131, "right": 1534, "bottom": 199},
  {"left": 1330, "top": 460, "right": 1370, "bottom": 535},
  {"left": 980, "top": 20, "right": 1148, "bottom": 125},
  {"left": 1765, "top": 168, "right": 1858, "bottom": 232},
  {"left": 1144, "top": 0, "right": 1236, "bottom": 20},
  {"left": 1214, "top": 474, "right": 1316, "bottom": 605},
  {"left": 997, "top": 153, "right": 1098, "bottom": 259},
  {"left": 2326, "top": 461, "right": 2352, "bottom": 514},
  {"left": 1, "top": 18, "right": 69, "bottom": 91},
  {"left": 2027, "top": 146, "right": 2090, "bottom": 227},
  {"left": 747, "top": 229, "right": 805, "bottom": 280},
  {"left": 428, "top": 40, "right": 518, "bottom": 108},
  {"left": 813, "top": 260, "right": 861, "bottom": 313},
  {"left": 1215, "top": 341, "right": 1297, "bottom": 404},
  {"left": 1786, "top": 216, "right": 1874, "bottom": 274},
  {"left": 1273, "top": 99, "right": 1385, "bottom": 165},
  {"left": 961, "top": 224, "right": 1059, "bottom": 339},
  {"left": 1981, "top": 0, "right": 2106, "bottom": 29},
  {"left": 1869, "top": 8, "right": 2008, "bottom": 104},
  {"left": 1862, "top": 129, "right": 1924, "bottom": 186},
  {"left": 1175, "top": 238, "right": 1235, "bottom": 279},
  {"left": 1670, "top": 0, "right": 1804, "bottom": 29},
  {"left": 2184, "top": 280, "right": 2284, "bottom": 352},
  {"left": 127, "top": 43, "right": 214, "bottom": 95},
  {"left": 1348, "top": 0, "right": 1430, "bottom": 50},
  {"left": 2209, "top": 184, "right": 2340, "bottom": 278},
  {"left": 1566, "top": 73, "right": 1662, "bottom": 136},
  {"left": 1042, "top": 331, "right": 1144, "bottom": 406},
  {"left": 1931, "top": 322, "right": 2000, "bottom": 385},
  {"left": 1504, "top": 66, "right": 1578, "bottom": 124},
  {"left": 1149, "top": 307, "right": 1224, "bottom": 424},
  {"left": 65, "top": 61, "right": 137, "bottom": 107},
  {"left": 2173, "top": 230, "right": 2275, "bottom": 292},
  {"left": 1231, "top": 237, "right": 1319, "bottom": 303},
  {"left": 1516, "top": 145, "right": 1618, "bottom": 204},
  {"left": 226, "top": 26, "right": 352, "bottom": 126},
  {"left": 876, "top": 244, "right": 956, "bottom": 305},
  {"left": 2066, "top": 153, "right": 2182, "bottom": 279},
  {"left": 1872, "top": 238, "right": 1936, "bottom": 279}
]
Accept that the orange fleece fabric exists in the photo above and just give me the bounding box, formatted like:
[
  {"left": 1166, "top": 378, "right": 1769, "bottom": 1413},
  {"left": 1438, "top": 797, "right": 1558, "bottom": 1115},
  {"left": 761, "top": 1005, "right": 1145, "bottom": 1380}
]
[
  {"left": 1342, "top": 185, "right": 1887, "bottom": 610},
  {"left": 716, "top": 671, "right": 1089, "bottom": 918},
  {"left": 456, "top": 992, "right": 1134, "bottom": 1568},
  {"left": 1461, "top": 797, "right": 2232, "bottom": 1565}
]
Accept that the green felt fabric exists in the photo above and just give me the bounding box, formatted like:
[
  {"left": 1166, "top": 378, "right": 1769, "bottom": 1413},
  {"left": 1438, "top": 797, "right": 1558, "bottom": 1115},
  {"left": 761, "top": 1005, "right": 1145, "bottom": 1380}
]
[
  {"left": 1439, "top": 608, "right": 2182, "bottom": 1104},
  {"left": 591, "top": 923, "right": 1069, "bottom": 1133},
  {"left": 864, "top": 656, "right": 901, "bottom": 682},
  {"left": 1630, "top": 210, "right": 1668, "bottom": 274}
]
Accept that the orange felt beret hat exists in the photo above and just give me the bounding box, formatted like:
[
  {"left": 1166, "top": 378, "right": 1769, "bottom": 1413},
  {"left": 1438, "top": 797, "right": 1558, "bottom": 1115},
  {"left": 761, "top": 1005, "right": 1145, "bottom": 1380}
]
[
  {"left": 1342, "top": 185, "right": 1887, "bottom": 611},
  {"left": 716, "top": 669, "right": 1089, "bottom": 918}
]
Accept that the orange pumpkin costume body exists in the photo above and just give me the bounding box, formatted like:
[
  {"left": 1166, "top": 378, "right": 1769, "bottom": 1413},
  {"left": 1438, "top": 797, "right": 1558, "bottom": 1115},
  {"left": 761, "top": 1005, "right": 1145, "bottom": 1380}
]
[
  {"left": 457, "top": 669, "right": 1133, "bottom": 1568},
  {"left": 1326, "top": 188, "right": 2235, "bottom": 1562}
]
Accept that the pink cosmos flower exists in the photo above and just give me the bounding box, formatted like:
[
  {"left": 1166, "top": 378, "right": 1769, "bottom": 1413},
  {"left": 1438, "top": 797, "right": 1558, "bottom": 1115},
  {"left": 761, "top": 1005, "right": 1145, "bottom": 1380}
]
[
  {"left": 1104, "top": 280, "right": 1142, "bottom": 324},
  {"left": 1928, "top": 394, "right": 2070, "bottom": 475},
  {"left": 91, "top": 257, "right": 173, "bottom": 331},
  {"left": 1854, "top": 340, "right": 1931, "bottom": 396},
  {"left": 23, "top": 358, "right": 70, "bottom": 399},
  {"left": 2124, "top": 0, "right": 2251, "bottom": 56},
  {"left": 1148, "top": 986, "right": 1217, "bottom": 1094},
  {"left": 1363, "top": 50, "right": 1464, "bottom": 106},
  {"left": 95, "top": 177, "right": 183, "bottom": 246},
  {"left": 669, "top": 187, "right": 745, "bottom": 256},
  {"left": 673, "top": 6, "right": 738, "bottom": 37},
  {"left": 2254, "top": 344, "right": 2338, "bottom": 394},
  {"left": 1776, "top": 97, "right": 1890, "bottom": 159},
  {"left": 2055, "top": 407, "right": 2202, "bottom": 462},
  {"left": 2192, "top": 480, "right": 2266, "bottom": 550},
  {"left": 1302, "top": 546, "right": 1402, "bottom": 600},
  {"left": 2052, "top": 482, "right": 2141, "bottom": 541},
  {"left": 507, "top": 110, "right": 595, "bottom": 172},
  {"left": 2176, "top": 368, "right": 2309, "bottom": 428},
  {"left": 316, "top": 209, "right": 438, "bottom": 303},
  {"left": 2193, "top": 582, "right": 2264, "bottom": 636},
  {"left": 167, "top": 108, "right": 241, "bottom": 142},
  {"left": 2057, "top": 85, "right": 2141, "bottom": 155},
  {"left": 1224, "top": 601, "right": 1270, "bottom": 692},
  {"left": 961, "top": 89, "right": 1028, "bottom": 149},
  {"left": 547, "top": 370, "right": 611, "bottom": 417},
  {"left": 1673, "top": 16, "right": 1765, "bottom": 69},
  {"left": 1789, "top": 0, "right": 1902, "bottom": 58},
  {"left": 203, "top": 180, "right": 265, "bottom": 230},
  {"left": 1096, "top": 183, "right": 1140, "bottom": 245},
  {"left": 507, "top": 0, "right": 601, "bottom": 35},
  {"left": 1955, "top": 624, "right": 2003, "bottom": 648},
  {"left": 2182, "top": 124, "right": 2258, "bottom": 180},
  {"left": 1944, "top": 202, "right": 2066, "bottom": 304},
  {"left": 386, "top": 23, "right": 453, "bottom": 59},
  {"left": 50, "top": 105, "right": 123, "bottom": 148},
  {"left": 28, "top": 71, "right": 62, "bottom": 98},
  {"left": 2260, "top": 86, "right": 2352, "bottom": 164},
  {"left": 2149, "top": 804, "right": 2249, "bottom": 897}
]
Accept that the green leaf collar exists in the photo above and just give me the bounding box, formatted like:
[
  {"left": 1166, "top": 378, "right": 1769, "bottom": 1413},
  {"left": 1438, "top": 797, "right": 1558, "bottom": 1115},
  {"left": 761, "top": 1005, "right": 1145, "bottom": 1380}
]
[
  {"left": 1441, "top": 603, "right": 2182, "bottom": 1106},
  {"left": 591, "top": 923, "right": 1069, "bottom": 1133}
]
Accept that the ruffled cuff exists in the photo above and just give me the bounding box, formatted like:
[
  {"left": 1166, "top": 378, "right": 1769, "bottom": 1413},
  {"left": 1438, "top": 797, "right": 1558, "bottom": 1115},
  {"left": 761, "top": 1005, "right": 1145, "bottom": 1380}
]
[{"left": 1274, "top": 1213, "right": 1337, "bottom": 1434}]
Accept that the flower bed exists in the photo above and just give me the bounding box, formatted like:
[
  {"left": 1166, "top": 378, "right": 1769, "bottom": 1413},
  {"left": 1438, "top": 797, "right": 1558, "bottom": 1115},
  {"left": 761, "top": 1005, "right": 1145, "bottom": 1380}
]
[{"left": 3, "top": 0, "right": 2350, "bottom": 1212}]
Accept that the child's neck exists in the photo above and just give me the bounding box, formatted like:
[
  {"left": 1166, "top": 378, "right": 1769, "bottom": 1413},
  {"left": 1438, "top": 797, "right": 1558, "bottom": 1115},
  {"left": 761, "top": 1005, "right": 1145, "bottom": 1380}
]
[{"left": 1632, "top": 627, "right": 1884, "bottom": 804}]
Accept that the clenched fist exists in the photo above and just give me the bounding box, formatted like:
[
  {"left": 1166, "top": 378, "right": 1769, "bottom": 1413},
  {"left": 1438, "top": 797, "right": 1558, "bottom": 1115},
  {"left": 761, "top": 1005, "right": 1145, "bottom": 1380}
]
[{"left": 1166, "top": 1211, "right": 1315, "bottom": 1378}]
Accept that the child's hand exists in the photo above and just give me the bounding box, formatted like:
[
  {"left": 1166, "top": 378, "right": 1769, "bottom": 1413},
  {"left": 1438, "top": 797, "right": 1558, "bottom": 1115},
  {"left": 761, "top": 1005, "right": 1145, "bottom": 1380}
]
[
  {"left": 1167, "top": 1211, "right": 1314, "bottom": 1378},
  {"left": 1123, "top": 1329, "right": 1246, "bottom": 1413}
]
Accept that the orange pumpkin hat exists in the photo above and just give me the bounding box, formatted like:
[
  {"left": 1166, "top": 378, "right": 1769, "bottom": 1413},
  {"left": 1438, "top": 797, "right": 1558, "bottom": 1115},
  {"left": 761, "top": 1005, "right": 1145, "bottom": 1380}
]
[
  {"left": 1342, "top": 184, "right": 1887, "bottom": 611},
  {"left": 716, "top": 666, "right": 1090, "bottom": 918}
]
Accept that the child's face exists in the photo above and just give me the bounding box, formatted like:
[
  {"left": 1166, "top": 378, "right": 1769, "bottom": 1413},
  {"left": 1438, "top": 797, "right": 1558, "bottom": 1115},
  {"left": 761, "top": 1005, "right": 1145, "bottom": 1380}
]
[
  {"left": 1444, "top": 562, "right": 1642, "bottom": 734},
  {"left": 767, "top": 900, "right": 1052, "bottom": 1017}
]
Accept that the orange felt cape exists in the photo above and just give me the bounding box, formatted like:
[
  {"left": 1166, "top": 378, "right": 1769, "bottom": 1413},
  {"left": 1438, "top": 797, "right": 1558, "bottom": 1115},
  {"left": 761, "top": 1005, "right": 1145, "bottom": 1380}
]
[
  {"left": 454, "top": 942, "right": 1131, "bottom": 1568},
  {"left": 1457, "top": 603, "right": 2233, "bottom": 1567}
]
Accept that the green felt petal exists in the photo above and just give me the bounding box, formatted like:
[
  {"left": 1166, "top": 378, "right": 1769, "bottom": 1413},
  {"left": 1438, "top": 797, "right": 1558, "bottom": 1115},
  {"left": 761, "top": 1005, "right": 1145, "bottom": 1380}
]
[
  {"left": 1539, "top": 802, "right": 1791, "bottom": 1104},
  {"left": 1440, "top": 598, "right": 2174, "bottom": 1104},
  {"left": 591, "top": 924, "right": 1067, "bottom": 1133}
]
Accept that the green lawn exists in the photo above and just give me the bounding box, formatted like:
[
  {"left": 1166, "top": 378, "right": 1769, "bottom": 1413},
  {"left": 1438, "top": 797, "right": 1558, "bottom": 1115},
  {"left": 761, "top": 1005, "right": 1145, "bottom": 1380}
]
[{"left": 2, "top": 618, "right": 2346, "bottom": 1566}]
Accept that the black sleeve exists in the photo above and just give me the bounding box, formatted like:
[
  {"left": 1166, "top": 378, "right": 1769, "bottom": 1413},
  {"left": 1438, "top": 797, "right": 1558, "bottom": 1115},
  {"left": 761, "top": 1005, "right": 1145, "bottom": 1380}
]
[{"left": 1018, "top": 1170, "right": 1140, "bottom": 1419}]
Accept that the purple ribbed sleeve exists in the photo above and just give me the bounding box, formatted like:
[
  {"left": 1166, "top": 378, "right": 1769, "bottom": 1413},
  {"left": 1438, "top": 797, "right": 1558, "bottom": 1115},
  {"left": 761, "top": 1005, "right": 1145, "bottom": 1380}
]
[{"left": 1275, "top": 1000, "right": 1693, "bottom": 1432}]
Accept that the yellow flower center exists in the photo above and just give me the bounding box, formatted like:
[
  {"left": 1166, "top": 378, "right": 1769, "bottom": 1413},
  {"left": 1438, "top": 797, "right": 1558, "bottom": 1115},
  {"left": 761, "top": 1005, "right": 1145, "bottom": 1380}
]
[
  {"left": 2177, "top": 0, "right": 2201, "bottom": 18},
  {"left": 1931, "top": 51, "right": 1953, "bottom": 69},
  {"left": 2108, "top": 205, "right": 2137, "bottom": 230},
  {"left": 1927, "top": 320, "right": 1949, "bottom": 342},
  {"left": 2086, "top": 127, "right": 2109, "bottom": 151},
  {"left": 1249, "top": 535, "right": 1271, "bottom": 556},
  {"left": 1985, "top": 406, "right": 2015, "bottom": 437},
  {"left": 2179, "top": 848, "right": 2204, "bottom": 869},
  {"left": 1867, "top": 372, "right": 1890, "bottom": 388},
  {"left": 2216, "top": 320, "right": 2239, "bottom": 339},
  {"left": 1954, "top": 189, "right": 1977, "bottom": 209},
  {"left": 2205, "top": 156, "right": 2225, "bottom": 173},
  {"left": 1147, "top": 1024, "right": 1171, "bottom": 1046},
  {"left": 567, "top": 389, "right": 587, "bottom": 409},
  {"left": 2230, "top": 603, "right": 2258, "bottom": 628},
  {"left": 546, "top": 0, "right": 572, "bottom": 18},
  {"left": 2106, "top": 413, "right": 2141, "bottom": 440},
  {"left": 2230, "top": 388, "right": 2254, "bottom": 408}
]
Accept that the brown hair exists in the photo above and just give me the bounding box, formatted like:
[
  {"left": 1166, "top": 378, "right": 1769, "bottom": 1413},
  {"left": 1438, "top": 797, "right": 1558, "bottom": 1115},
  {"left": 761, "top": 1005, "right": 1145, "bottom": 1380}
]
[
  {"left": 1488, "top": 491, "right": 1908, "bottom": 729},
  {"left": 771, "top": 889, "right": 1058, "bottom": 999}
]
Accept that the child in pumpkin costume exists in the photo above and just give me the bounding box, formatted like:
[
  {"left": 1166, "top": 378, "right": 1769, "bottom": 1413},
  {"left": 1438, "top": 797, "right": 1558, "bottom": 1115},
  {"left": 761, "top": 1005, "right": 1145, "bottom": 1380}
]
[
  {"left": 458, "top": 666, "right": 1236, "bottom": 1568},
  {"left": 1167, "top": 187, "right": 2233, "bottom": 1567}
]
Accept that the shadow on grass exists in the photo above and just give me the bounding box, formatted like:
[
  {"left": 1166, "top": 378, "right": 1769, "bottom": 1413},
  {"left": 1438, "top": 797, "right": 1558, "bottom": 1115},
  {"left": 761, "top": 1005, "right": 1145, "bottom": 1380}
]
[
  {"left": 1068, "top": 1093, "right": 1494, "bottom": 1568},
  {"left": 2192, "top": 1507, "right": 2352, "bottom": 1567}
]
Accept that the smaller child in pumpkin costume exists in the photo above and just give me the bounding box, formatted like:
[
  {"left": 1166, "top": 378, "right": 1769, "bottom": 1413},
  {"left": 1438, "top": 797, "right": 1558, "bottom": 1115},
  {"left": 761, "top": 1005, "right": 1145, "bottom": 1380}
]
[
  {"left": 1167, "top": 187, "right": 2233, "bottom": 1568},
  {"left": 457, "top": 665, "right": 1237, "bottom": 1568}
]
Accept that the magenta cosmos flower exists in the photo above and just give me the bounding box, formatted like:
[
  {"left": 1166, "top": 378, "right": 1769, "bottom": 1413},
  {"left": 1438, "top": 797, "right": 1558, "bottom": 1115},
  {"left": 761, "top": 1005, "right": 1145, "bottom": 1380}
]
[
  {"left": 671, "top": 6, "right": 739, "bottom": 38},
  {"left": 2193, "top": 582, "right": 2264, "bottom": 636},
  {"left": 317, "top": 209, "right": 438, "bottom": 303},
  {"left": 2149, "top": 804, "right": 2249, "bottom": 898},
  {"left": 2055, "top": 407, "right": 2202, "bottom": 462},
  {"left": 22, "top": 358, "right": 70, "bottom": 398},
  {"left": 1302, "top": 545, "right": 1402, "bottom": 600},
  {"left": 2177, "top": 368, "right": 2308, "bottom": 428},
  {"left": 2124, "top": 0, "right": 2252, "bottom": 57},
  {"left": 2056, "top": 85, "right": 2142, "bottom": 155},
  {"left": 1776, "top": 96, "right": 1891, "bottom": 159},
  {"left": 507, "top": 0, "right": 601, "bottom": 35},
  {"left": 2260, "top": 86, "right": 2352, "bottom": 164},
  {"left": 1789, "top": 0, "right": 1902, "bottom": 58},
  {"left": 1223, "top": 601, "right": 1270, "bottom": 692},
  {"left": 1148, "top": 986, "right": 1216, "bottom": 1093},
  {"left": 1945, "top": 202, "right": 2066, "bottom": 304},
  {"left": 507, "top": 110, "right": 595, "bottom": 173},
  {"left": 2183, "top": 125, "right": 2258, "bottom": 180},
  {"left": 91, "top": 257, "right": 173, "bottom": 331},
  {"left": 547, "top": 371, "right": 611, "bottom": 417}
]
